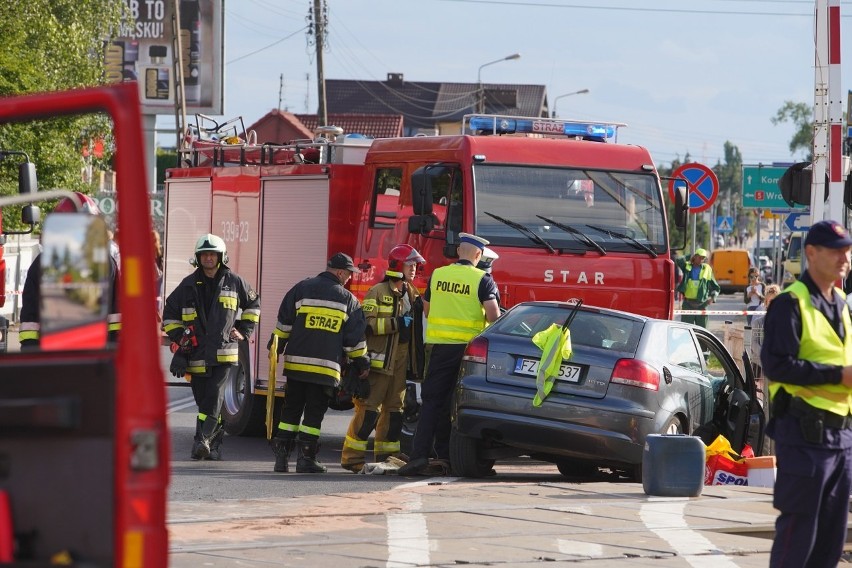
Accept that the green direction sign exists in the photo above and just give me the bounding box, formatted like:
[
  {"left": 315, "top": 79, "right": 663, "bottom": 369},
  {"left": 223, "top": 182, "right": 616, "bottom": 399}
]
[{"left": 742, "top": 166, "right": 796, "bottom": 209}]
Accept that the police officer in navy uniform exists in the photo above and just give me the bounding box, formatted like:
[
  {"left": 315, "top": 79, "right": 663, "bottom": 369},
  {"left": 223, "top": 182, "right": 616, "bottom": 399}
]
[
  {"left": 761, "top": 220, "right": 852, "bottom": 568},
  {"left": 398, "top": 233, "right": 500, "bottom": 476}
]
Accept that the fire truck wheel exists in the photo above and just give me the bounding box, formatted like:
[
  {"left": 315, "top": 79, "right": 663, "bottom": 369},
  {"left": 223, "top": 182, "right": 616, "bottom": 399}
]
[{"left": 222, "top": 340, "right": 277, "bottom": 436}]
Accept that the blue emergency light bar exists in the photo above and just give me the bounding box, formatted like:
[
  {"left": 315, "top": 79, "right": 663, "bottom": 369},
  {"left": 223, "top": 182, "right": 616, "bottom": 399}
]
[{"left": 466, "top": 114, "right": 625, "bottom": 142}]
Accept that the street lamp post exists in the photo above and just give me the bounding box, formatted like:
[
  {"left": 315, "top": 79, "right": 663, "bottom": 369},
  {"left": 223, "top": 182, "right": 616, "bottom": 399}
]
[
  {"left": 477, "top": 53, "right": 521, "bottom": 113},
  {"left": 551, "top": 89, "right": 590, "bottom": 118}
]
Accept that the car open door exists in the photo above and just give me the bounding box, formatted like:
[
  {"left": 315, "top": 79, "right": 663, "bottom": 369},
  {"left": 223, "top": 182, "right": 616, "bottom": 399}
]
[{"left": 694, "top": 329, "right": 765, "bottom": 456}]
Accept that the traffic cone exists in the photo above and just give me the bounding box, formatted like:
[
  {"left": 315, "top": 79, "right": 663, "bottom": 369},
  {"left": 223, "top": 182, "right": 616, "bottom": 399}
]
[{"left": 0, "top": 490, "right": 14, "bottom": 562}]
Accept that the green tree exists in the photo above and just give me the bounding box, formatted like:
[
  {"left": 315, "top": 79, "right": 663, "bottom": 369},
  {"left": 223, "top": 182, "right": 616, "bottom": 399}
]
[
  {"left": 770, "top": 101, "right": 813, "bottom": 160},
  {"left": 0, "top": 0, "right": 124, "bottom": 231}
]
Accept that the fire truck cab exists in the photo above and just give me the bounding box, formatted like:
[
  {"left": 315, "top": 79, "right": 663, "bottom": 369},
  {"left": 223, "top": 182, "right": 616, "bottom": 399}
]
[{"left": 165, "top": 112, "right": 687, "bottom": 437}]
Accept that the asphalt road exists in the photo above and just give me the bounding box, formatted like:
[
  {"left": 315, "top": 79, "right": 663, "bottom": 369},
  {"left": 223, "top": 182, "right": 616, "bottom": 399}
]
[{"left": 165, "top": 291, "right": 752, "bottom": 502}]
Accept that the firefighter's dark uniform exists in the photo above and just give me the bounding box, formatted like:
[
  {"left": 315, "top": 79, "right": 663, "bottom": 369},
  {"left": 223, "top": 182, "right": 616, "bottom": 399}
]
[
  {"left": 162, "top": 264, "right": 260, "bottom": 459},
  {"left": 404, "top": 260, "right": 498, "bottom": 471},
  {"left": 270, "top": 269, "right": 368, "bottom": 473},
  {"left": 762, "top": 272, "right": 852, "bottom": 567},
  {"left": 20, "top": 253, "right": 121, "bottom": 349},
  {"left": 341, "top": 279, "right": 422, "bottom": 470}
]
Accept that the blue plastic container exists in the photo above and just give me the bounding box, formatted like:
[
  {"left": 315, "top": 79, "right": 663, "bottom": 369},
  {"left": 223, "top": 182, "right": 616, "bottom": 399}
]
[{"left": 642, "top": 434, "right": 705, "bottom": 497}]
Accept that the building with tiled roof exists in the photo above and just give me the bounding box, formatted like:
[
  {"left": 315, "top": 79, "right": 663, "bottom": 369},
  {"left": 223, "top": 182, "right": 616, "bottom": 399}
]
[
  {"left": 295, "top": 113, "right": 403, "bottom": 139},
  {"left": 243, "top": 74, "right": 549, "bottom": 141},
  {"left": 325, "top": 74, "right": 548, "bottom": 135}
]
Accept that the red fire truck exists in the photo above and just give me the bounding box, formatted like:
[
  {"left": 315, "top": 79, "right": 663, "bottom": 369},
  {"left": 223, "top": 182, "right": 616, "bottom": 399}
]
[
  {"left": 0, "top": 84, "right": 168, "bottom": 565},
  {"left": 164, "top": 113, "right": 688, "bottom": 436}
]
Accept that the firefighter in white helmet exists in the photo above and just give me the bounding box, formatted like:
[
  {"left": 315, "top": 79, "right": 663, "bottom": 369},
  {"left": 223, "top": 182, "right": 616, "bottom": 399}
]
[
  {"left": 340, "top": 244, "right": 425, "bottom": 472},
  {"left": 162, "top": 234, "right": 260, "bottom": 461}
]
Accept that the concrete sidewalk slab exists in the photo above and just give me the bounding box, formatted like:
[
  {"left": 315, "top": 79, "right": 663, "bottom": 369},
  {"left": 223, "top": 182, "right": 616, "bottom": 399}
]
[{"left": 168, "top": 479, "right": 777, "bottom": 567}]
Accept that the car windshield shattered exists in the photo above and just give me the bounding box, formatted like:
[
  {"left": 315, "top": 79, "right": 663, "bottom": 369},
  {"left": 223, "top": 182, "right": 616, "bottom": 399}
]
[
  {"left": 491, "top": 304, "right": 643, "bottom": 352},
  {"left": 472, "top": 164, "right": 667, "bottom": 254}
]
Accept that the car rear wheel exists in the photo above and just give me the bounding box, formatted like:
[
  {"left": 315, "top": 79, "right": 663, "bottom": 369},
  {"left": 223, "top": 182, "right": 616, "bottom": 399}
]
[
  {"left": 449, "top": 429, "right": 495, "bottom": 478},
  {"left": 556, "top": 460, "right": 598, "bottom": 479},
  {"left": 662, "top": 416, "right": 684, "bottom": 435}
]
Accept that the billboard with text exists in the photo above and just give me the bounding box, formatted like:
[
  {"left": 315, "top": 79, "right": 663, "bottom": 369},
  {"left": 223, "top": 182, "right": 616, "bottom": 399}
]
[{"left": 104, "top": 0, "right": 224, "bottom": 115}]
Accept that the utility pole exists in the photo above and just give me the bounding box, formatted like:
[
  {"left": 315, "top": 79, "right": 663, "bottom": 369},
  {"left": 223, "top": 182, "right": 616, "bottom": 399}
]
[
  {"left": 313, "top": 0, "right": 328, "bottom": 126},
  {"left": 278, "top": 73, "right": 284, "bottom": 111}
]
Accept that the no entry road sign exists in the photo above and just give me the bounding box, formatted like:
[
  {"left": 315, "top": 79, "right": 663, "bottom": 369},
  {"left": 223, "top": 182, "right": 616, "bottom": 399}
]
[{"left": 668, "top": 163, "right": 719, "bottom": 214}]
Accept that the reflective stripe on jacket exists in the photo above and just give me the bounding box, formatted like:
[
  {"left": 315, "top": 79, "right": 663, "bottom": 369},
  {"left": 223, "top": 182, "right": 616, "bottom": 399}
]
[
  {"left": 363, "top": 280, "right": 418, "bottom": 375},
  {"left": 162, "top": 266, "right": 260, "bottom": 375},
  {"left": 272, "top": 271, "right": 368, "bottom": 387},
  {"left": 425, "top": 263, "right": 486, "bottom": 344},
  {"left": 769, "top": 280, "right": 852, "bottom": 415}
]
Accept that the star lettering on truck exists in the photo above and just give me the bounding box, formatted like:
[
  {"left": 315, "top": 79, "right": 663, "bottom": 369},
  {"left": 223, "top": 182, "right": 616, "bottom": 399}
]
[{"left": 543, "top": 270, "right": 605, "bottom": 284}]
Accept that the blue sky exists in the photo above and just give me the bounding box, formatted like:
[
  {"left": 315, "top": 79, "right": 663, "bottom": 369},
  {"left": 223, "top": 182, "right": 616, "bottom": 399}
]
[{"left": 163, "top": 0, "right": 851, "bottom": 170}]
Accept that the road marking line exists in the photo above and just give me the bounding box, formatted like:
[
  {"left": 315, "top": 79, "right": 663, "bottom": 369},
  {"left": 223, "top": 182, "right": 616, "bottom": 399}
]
[
  {"left": 639, "top": 500, "right": 740, "bottom": 567},
  {"left": 387, "top": 489, "right": 429, "bottom": 567},
  {"left": 168, "top": 396, "right": 196, "bottom": 414}
]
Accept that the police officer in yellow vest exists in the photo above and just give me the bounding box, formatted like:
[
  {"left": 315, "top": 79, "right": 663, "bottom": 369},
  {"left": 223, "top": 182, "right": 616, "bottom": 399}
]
[
  {"left": 397, "top": 233, "right": 500, "bottom": 476},
  {"left": 761, "top": 220, "right": 852, "bottom": 568},
  {"left": 675, "top": 248, "right": 720, "bottom": 329}
]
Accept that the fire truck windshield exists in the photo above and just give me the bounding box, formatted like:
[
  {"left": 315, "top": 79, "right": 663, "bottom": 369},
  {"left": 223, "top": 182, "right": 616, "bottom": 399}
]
[{"left": 473, "top": 164, "right": 667, "bottom": 254}]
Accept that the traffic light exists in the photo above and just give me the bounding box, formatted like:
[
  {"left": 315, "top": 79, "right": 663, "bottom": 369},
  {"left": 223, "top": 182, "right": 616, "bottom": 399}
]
[{"left": 778, "top": 162, "right": 834, "bottom": 207}]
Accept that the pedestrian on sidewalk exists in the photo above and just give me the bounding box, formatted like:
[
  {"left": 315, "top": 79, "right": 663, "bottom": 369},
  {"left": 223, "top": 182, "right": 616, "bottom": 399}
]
[
  {"left": 745, "top": 271, "right": 765, "bottom": 326},
  {"left": 761, "top": 220, "right": 852, "bottom": 567}
]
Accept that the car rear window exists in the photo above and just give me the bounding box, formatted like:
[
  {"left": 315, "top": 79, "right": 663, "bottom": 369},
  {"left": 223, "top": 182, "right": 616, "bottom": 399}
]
[{"left": 492, "top": 304, "right": 642, "bottom": 352}]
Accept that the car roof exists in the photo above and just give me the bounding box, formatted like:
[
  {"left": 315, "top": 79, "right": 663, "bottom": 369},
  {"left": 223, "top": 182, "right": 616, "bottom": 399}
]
[{"left": 513, "top": 301, "right": 653, "bottom": 324}]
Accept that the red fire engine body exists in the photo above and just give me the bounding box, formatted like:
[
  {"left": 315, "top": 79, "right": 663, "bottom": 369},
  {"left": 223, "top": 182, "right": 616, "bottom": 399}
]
[
  {"left": 164, "top": 113, "right": 686, "bottom": 436},
  {"left": 0, "top": 84, "right": 168, "bottom": 566}
]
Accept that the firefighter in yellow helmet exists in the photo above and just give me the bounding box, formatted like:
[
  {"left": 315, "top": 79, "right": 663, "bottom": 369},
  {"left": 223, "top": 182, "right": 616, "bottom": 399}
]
[{"left": 341, "top": 244, "right": 425, "bottom": 472}]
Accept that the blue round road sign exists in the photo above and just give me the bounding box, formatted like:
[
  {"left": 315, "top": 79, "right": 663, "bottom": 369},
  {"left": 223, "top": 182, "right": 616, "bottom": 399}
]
[{"left": 668, "top": 163, "right": 719, "bottom": 213}]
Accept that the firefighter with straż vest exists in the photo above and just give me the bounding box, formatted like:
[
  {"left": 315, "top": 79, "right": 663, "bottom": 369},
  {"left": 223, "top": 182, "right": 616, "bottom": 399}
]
[
  {"left": 19, "top": 192, "right": 121, "bottom": 350},
  {"left": 162, "top": 234, "right": 260, "bottom": 461},
  {"left": 341, "top": 244, "right": 425, "bottom": 472},
  {"left": 397, "top": 233, "right": 500, "bottom": 476},
  {"left": 675, "top": 247, "right": 720, "bottom": 329},
  {"left": 761, "top": 220, "right": 852, "bottom": 567},
  {"left": 268, "top": 252, "right": 369, "bottom": 474}
]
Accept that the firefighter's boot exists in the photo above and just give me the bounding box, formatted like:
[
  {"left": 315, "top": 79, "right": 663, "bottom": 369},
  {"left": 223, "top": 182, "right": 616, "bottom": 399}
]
[
  {"left": 271, "top": 437, "right": 294, "bottom": 473},
  {"left": 296, "top": 439, "right": 327, "bottom": 473},
  {"left": 192, "top": 415, "right": 218, "bottom": 460},
  {"left": 207, "top": 424, "right": 225, "bottom": 461},
  {"left": 190, "top": 417, "right": 208, "bottom": 460}
]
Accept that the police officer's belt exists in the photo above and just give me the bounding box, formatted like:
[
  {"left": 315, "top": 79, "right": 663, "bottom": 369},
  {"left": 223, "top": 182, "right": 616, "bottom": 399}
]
[{"left": 789, "top": 396, "right": 852, "bottom": 430}]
